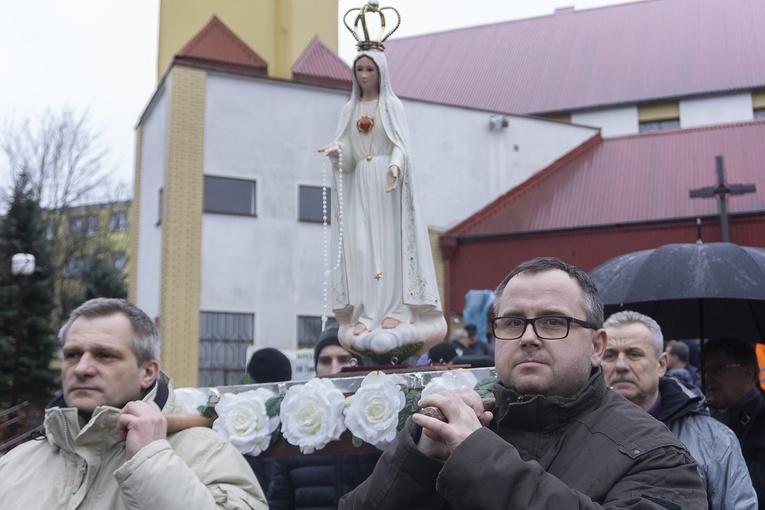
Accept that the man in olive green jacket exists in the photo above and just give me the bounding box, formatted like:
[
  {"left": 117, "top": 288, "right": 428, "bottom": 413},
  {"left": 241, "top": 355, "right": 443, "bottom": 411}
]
[
  {"left": 0, "top": 298, "right": 267, "bottom": 509},
  {"left": 340, "top": 258, "right": 707, "bottom": 509}
]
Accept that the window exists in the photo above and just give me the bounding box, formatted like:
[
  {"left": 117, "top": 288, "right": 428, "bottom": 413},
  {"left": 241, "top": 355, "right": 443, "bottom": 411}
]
[
  {"left": 110, "top": 251, "right": 127, "bottom": 271},
  {"left": 204, "top": 176, "right": 256, "bottom": 216},
  {"left": 67, "top": 215, "right": 99, "bottom": 236},
  {"left": 110, "top": 211, "right": 128, "bottom": 232},
  {"left": 199, "top": 312, "right": 254, "bottom": 386},
  {"left": 63, "top": 256, "right": 86, "bottom": 278},
  {"left": 44, "top": 219, "right": 57, "bottom": 240},
  {"left": 297, "top": 315, "right": 337, "bottom": 349},
  {"left": 639, "top": 119, "right": 680, "bottom": 133},
  {"left": 753, "top": 90, "right": 765, "bottom": 118},
  {"left": 638, "top": 101, "right": 680, "bottom": 134},
  {"left": 299, "top": 185, "right": 331, "bottom": 223}
]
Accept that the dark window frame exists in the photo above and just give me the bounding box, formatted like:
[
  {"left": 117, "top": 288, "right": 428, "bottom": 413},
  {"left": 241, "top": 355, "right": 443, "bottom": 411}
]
[
  {"left": 639, "top": 118, "right": 680, "bottom": 133},
  {"left": 203, "top": 176, "right": 257, "bottom": 217},
  {"left": 110, "top": 211, "right": 128, "bottom": 232},
  {"left": 298, "top": 185, "right": 331, "bottom": 224},
  {"left": 198, "top": 311, "right": 255, "bottom": 386},
  {"left": 66, "top": 214, "right": 99, "bottom": 237},
  {"left": 110, "top": 251, "right": 127, "bottom": 271},
  {"left": 297, "top": 315, "right": 337, "bottom": 349}
]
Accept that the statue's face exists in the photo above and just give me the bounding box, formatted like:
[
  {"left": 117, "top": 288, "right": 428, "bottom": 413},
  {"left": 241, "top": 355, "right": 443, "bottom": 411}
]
[{"left": 355, "top": 56, "right": 379, "bottom": 98}]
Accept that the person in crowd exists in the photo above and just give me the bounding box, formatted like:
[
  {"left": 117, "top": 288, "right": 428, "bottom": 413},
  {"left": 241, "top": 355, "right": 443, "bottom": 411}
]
[
  {"left": 665, "top": 340, "right": 699, "bottom": 384},
  {"left": 703, "top": 337, "right": 765, "bottom": 507},
  {"left": 267, "top": 323, "right": 380, "bottom": 509},
  {"left": 244, "top": 346, "right": 293, "bottom": 490},
  {"left": 602, "top": 310, "right": 756, "bottom": 509},
  {"left": 246, "top": 347, "right": 292, "bottom": 384},
  {"left": 0, "top": 298, "right": 266, "bottom": 509},
  {"left": 428, "top": 341, "right": 460, "bottom": 365},
  {"left": 313, "top": 323, "right": 360, "bottom": 376},
  {"left": 452, "top": 324, "right": 493, "bottom": 357},
  {"left": 338, "top": 257, "right": 706, "bottom": 508}
]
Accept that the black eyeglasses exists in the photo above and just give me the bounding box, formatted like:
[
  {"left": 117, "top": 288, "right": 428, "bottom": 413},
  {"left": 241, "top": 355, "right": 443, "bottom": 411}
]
[
  {"left": 491, "top": 315, "right": 597, "bottom": 340},
  {"left": 698, "top": 364, "right": 743, "bottom": 378}
]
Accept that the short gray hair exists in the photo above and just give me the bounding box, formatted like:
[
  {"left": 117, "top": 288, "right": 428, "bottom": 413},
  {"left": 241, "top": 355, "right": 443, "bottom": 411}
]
[
  {"left": 603, "top": 310, "right": 663, "bottom": 356},
  {"left": 493, "top": 257, "right": 604, "bottom": 328},
  {"left": 58, "top": 298, "right": 160, "bottom": 365}
]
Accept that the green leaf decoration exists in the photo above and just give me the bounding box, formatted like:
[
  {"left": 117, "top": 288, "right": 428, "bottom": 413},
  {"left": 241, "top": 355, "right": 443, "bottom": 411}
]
[
  {"left": 197, "top": 404, "right": 215, "bottom": 418},
  {"left": 361, "top": 341, "right": 424, "bottom": 364},
  {"left": 352, "top": 435, "right": 363, "bottom": 448},
  {"left": 474, "top": 374, "right": 499, "bottom": 398},
  {"left": 266, "top": 396, "right": 283, "bottom": 419},
  {"left": 397, "top": 385, "right": 422, "bottom": 431}
]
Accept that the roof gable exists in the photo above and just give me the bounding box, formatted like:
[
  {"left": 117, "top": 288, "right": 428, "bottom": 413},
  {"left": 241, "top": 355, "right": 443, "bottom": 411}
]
[
  {"left": 292, "top": 35, "right": 352, "bottom": 89},
  {"left": 386, "top": 0, "right": 765, "bottom": 115},
  {"left": 450, "top": 120, "right": 765, "bottom": 236},
  {"left": 174, "top": 16, "right": 268, "bottom": 76}
]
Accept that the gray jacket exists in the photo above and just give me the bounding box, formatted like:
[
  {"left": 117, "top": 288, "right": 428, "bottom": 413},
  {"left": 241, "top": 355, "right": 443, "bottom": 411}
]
[{"left": 656, "top": 376, "right": 758, "bottom": 510}]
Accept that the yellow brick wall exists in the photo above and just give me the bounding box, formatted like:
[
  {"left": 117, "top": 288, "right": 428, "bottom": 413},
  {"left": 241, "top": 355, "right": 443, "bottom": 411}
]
[
  {"left": 158, "top": 66, "right": 206, "bottom": 387},
  {"left": 428, "top": 229, "right": 446, "bottom": 313}
]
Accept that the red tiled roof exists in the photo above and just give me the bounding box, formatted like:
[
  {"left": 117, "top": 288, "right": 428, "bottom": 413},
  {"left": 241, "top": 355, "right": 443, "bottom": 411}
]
[
  {"left": 292, "top": 35, "right": 352, "bottom": 89},
  {"left": 386, "top": 0, "right": 765, "bottom": 115},
  {"left": 449, "top": 120, "right": 765, "bottom": 236},
  {"left": 174, "top": 16, "right": 268, "bottom": 77}
]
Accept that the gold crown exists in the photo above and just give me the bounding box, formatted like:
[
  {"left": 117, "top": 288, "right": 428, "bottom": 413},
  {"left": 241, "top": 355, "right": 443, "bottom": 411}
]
[{"left": 343, "top": 1, "right": 401, "bottom": 52}]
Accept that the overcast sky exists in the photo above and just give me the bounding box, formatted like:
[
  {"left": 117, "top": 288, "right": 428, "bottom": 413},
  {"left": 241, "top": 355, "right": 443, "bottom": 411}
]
[{"left": 0, "top": 0, "right": 636, "bottom": 189}]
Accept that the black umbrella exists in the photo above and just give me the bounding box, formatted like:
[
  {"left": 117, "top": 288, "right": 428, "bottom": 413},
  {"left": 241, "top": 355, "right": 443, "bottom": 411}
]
[{"left": 589, "top": 242, "right": 765, "bottom": 342}]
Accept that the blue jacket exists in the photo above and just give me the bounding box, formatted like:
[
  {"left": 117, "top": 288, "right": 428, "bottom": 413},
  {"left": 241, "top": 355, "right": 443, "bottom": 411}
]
[{"left": 656, "top": 376, "right": 757, "bottom": 509}]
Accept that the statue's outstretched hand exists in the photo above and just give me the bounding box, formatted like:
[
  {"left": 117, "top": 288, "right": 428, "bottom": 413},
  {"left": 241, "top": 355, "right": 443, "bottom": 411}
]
[
  {"left": 386, "top": 165, "right": 399, "bottom": 192},
  {"left": 318, "top": 142, "right": 339, "bottom": 157}
]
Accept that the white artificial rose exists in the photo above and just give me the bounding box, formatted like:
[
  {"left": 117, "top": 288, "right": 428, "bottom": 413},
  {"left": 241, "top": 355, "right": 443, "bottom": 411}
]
[
  {"left": 213, "top": 389, "right": 279, "bottom": 456},
  {"left": 173, "top": 387, "right": 212, "bottom": 415},
  {"left": 421, "top": 369, "right": 478, "bottom": 398},
  {"left": 344, "top": 371, "right": 406, "bottom": 449},
  {"left": 279, "top": 378, "right": 346, "bottom": 454}
]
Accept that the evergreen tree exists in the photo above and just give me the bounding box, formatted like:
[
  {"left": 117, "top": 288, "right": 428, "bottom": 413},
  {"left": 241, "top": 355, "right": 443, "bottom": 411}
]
[
  {"left": 83, "top": 246, "right": 127, "bottom": 301},
  {"left": 58, "top": 245, "right": 128, "bottom": 320},
  {"left": 0, "top": 172, "right": 57, "bottom": 406}
]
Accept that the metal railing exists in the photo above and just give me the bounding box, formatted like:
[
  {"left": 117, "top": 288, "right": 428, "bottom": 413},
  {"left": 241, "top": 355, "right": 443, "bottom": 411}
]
[{"left": 0, "top": 401, "right": 44, "bottom": 454}]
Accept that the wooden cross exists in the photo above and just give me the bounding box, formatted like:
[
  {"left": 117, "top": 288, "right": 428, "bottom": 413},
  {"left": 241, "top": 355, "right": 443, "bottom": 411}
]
[{"left": 689, "top": 155, "right": 756, "bottom": 242}]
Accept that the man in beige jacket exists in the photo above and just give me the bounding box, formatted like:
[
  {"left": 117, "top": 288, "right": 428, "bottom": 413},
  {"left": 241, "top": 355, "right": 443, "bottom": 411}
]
[{"left": 0, "top": 298, "right": 267, "bottom": 509}]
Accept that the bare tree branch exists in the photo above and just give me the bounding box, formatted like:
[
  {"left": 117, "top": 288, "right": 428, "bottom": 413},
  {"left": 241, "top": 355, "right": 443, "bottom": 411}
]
[{"left": 1, "top": 108, "right": 112, "bottom": 213}]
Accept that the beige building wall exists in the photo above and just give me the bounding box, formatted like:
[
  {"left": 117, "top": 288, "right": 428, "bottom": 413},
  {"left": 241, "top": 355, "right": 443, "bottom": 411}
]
[
  {"left": 157, "top": 0, "right": 338, "bottom": 80},
  {"left": 128, "top": 126, "right": 143, "bottom": 303}
]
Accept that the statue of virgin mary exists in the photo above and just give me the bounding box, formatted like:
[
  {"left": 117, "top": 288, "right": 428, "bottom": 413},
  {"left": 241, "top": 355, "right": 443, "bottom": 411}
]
[{"left": 320, "top": 47, "right": 446, "bottom": 363}]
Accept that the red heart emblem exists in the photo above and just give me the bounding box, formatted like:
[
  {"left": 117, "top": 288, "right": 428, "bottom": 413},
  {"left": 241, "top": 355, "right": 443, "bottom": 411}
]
[{"left": 358, "top": 116, "right": 373, "bottom": 132}]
